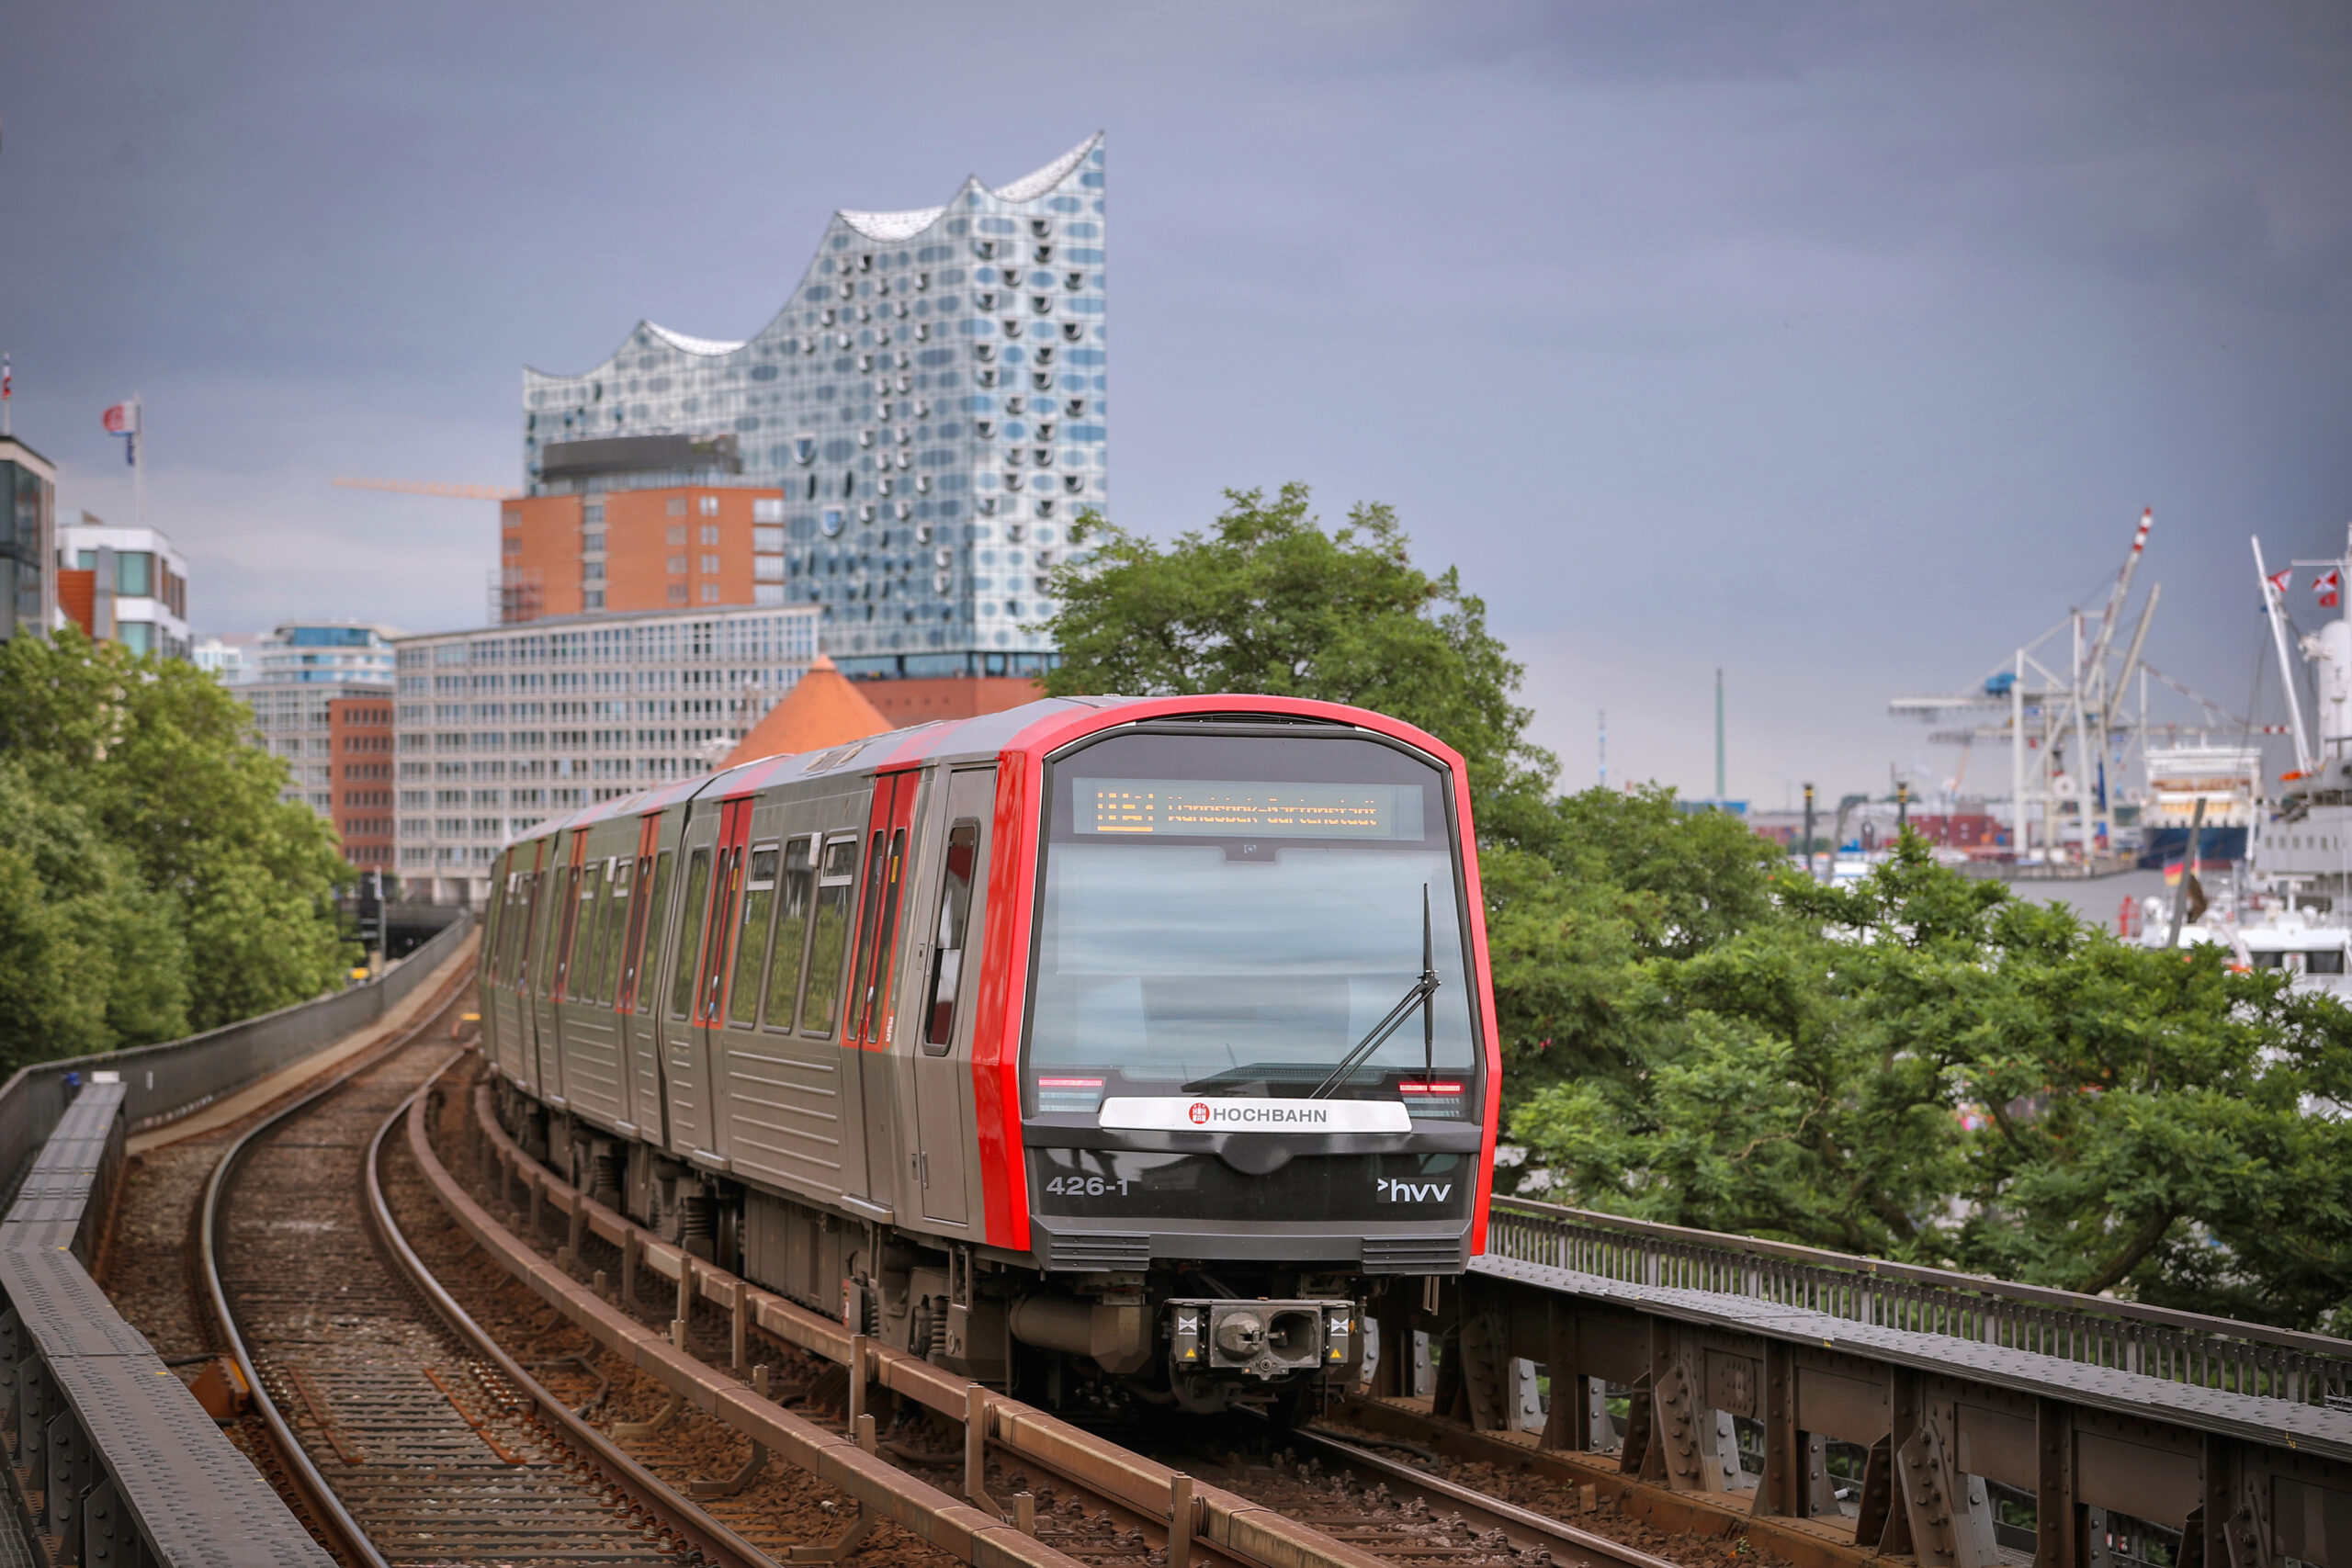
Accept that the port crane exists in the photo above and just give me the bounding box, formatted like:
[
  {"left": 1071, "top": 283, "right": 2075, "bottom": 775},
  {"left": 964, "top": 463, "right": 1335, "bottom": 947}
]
[{"left": 1888, "top": 510, "right": 2161, "bottom": 866}]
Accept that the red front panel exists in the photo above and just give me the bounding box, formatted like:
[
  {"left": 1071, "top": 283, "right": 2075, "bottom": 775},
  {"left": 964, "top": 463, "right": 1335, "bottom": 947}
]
[{"left": 966, "top": 694, "right": 1507, "bottom": 1258}]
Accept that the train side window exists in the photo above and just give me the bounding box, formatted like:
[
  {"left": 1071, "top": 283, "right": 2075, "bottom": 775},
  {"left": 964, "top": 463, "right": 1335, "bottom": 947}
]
[
  {"left": 669, "top": 849, "right": 714, "bottom": 1020},
  {"left": 701, "top": 847, "right": 742, "bottom": 1022},
  {"left": 922, "top": 819, "right": 981, "bottom": 1054},
  {"left": 799, "top": 835, "right": 861, "bottom": 1035},
  {"left": 629, "top": 851, "right": 672, "bottom": 1013},
  {"left": 846, "top": 829, "right": 890, "bottom": 1040},
  {"left": 537, "top": 863, "right": 573, "bottom": 999},
  {"left": 599, "top": 859, "right": 635, "bottom": 1005},
  {"left": 729, "top": 843, "right": 780, "bottom": 1025},
  {"left": 571, "top": 862, "right": 610, "bottom": 1002},
  {"left": 763, "top": 838, "right": 815, "bottom": 1031}
]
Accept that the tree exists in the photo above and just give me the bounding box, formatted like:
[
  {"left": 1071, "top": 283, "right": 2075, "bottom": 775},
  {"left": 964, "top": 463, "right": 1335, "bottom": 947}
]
[
  {"left": 0, "top": 627, "right": 356, "bottom": 1048},
  {"left": 1508, "top": 838, "right": 2352, "bottom": 1328},
  {"left": 1043, "top": 484, "right": 1558, "bottom": 841},
  {"left": 0, "top": 759, "right": 187, "bottom": 1072}
]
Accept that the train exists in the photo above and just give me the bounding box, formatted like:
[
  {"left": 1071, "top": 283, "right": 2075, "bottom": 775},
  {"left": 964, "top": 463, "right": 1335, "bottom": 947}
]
[{"left": 475, "top": 693, "right": 1501, "bottom": 1415}]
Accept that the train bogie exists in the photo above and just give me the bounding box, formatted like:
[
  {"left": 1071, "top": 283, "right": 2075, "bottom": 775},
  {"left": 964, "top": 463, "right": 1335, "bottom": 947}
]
[{"left": 478, "top": 696, "right": 1502, "bottom": 1406}]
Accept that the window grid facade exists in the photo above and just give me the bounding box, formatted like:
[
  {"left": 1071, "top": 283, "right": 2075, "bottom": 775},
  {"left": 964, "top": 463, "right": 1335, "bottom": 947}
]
[
  {"left": 392, "top": 604, "right": 820, "bottom": 903},
  {"left": 521, "top": 134, "right": 1106, "bottom": 678}
]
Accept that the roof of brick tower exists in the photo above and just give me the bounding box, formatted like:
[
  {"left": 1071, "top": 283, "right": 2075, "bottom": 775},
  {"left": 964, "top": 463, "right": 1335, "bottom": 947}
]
[{"left": 721, "top": 655, "right": 894, "bottom": 768}]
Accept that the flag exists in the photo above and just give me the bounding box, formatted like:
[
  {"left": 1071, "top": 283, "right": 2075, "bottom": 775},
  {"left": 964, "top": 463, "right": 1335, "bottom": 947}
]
[
  {"left": 2, "top": 355, "right": 10, "bottom": 404},
  {"left": 2319, "top": 569, "right": 2341, "bottom": 609},
  {"left": 101, "top": 402, "right": 135, "bottom": 434},
  {"left": 2269, "top": 568, "right": 2294, "bottom": 595}
]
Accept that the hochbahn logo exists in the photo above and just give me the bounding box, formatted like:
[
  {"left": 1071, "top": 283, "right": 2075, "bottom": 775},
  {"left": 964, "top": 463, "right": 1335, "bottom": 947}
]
[{"left": 1188, "top": 1101, "right": 1332, "bottom": 1127}]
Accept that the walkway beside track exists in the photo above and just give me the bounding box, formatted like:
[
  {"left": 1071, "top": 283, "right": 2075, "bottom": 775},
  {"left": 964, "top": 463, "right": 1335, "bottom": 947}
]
[{"left": 0, "top": 1077, "right": 332, "bottom": 1566}]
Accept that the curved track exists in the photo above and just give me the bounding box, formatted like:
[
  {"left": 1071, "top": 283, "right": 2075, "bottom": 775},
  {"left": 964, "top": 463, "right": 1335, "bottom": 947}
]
[{"left": 200, "top": 976, "right": 771, "bottom": 1566}]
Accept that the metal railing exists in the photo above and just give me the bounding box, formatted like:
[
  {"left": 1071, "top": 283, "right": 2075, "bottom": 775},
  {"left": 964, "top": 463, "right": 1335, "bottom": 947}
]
[
  {"left": 0, "top": 911, "right": 473, "bottom": 1214},
  {"left": 1485, "top": 1197, "right": 2352, "bottom": 1406}
]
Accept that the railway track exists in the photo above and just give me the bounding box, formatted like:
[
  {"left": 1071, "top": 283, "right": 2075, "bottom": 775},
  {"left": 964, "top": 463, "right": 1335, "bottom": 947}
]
[
  {"left": 421, "top": 1055, "right": 1705, "bottom": 1568},
  {"left": 199, "top": 978, "right": 788, "bottom": 1566}
]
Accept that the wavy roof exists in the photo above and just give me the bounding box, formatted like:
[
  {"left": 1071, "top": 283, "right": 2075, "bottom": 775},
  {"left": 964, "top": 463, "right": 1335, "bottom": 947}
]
[
  {"left": 644, "top": 322, "right": 747, "bottom": 356},
  {"left": 840, "top": 132, "right": 1101, "bottom": 243}
]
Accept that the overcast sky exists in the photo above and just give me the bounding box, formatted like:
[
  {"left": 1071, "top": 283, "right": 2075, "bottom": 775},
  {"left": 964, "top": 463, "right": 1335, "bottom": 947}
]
[{"left": 6, "top": 2, "right": 2348, "bottom": 806}]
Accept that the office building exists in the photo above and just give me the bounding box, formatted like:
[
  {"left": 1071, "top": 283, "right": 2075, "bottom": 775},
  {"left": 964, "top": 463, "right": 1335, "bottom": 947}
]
[
  {"left": 512, "top": 133, "right": 1104, "bottom": 698},
  {"left": 392, "top": 603, "right": 820, "bottom": 904},
  {"left": 0, "top": 436, "right": 56, "bottom": 644},
  {"left": 234, "top": 623, "right": 403, "bottom": 872},
  {"left": 56, "top": 513, "right": 187, "bottom": 658}
]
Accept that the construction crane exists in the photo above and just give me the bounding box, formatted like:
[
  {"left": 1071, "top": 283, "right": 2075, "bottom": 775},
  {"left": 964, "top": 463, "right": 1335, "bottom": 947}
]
[{"left": 333, "top": 477, "right": 521, "bottom": 501}]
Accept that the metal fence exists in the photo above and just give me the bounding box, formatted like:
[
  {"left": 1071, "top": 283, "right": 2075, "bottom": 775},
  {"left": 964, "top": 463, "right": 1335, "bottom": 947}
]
[
  {"left": 0, "top": 913, "right": 473, "bottom": 1213},
  {"left": 1486, "top": 1197, "right": 2352, "bottom": 1405}
]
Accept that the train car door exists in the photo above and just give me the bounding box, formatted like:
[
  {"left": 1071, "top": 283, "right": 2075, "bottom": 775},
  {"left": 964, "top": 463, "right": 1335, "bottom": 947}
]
[
  {"left": 903, "top": 767, "right": 994, "bottom": 1226},
  {"left": 657, "top": 805, "right": 723, "bottom": 1156},
  {"left": 500, "top": 842, "right": 547, "bottom": 1087},
  {"left": 844, "top": 772, "right": 919, "bottom": 1210},
  {"left": 525, "top": 829, "right": 578, "bottom": 1098},
  {"left": 689, "top": 796, "right": 757, "bottom": 1166},
  {"left": 540, "top": 829, "right": 592, "bottom": 1107},
  {"left": 614, "top": 811, "right": 667, "bottom": 1138}
]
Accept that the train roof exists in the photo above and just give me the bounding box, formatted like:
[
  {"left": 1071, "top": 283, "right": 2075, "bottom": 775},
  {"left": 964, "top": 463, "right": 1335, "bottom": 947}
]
[{"left": 499, "top": 693, "right": 1463, "bottom": 852}]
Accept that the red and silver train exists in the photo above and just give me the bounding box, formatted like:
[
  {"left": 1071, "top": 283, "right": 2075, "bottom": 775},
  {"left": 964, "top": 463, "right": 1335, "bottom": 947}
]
[{"left": 477, "top": 694, "right": 1500, "bottom": 1410}]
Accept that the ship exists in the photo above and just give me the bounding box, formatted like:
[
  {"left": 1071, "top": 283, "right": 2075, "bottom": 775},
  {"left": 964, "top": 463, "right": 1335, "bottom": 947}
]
[{"left": 2136, "top": 745, "right": 2257, "bottom": 871}]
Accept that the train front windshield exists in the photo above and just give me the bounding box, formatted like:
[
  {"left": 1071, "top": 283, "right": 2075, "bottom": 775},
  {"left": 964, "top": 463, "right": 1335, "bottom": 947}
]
[{"left": 1025, "top": 729, "right": 1480, "bottom": 1119}]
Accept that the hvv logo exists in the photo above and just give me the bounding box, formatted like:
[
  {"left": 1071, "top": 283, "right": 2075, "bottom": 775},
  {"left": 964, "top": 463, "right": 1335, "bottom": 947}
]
[{"left": 1376, "top": 1178, "right": 1453, "bottom": 1202}]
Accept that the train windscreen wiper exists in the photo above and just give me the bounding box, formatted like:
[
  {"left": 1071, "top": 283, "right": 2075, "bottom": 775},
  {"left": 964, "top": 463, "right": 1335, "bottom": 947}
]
[{"left": 1307, "top": 885, "right": 1439, "bottom": 1100}]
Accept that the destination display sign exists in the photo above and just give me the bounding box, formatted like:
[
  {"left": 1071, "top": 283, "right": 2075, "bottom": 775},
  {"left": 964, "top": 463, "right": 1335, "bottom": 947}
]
[{"left": 1070, "top": 779, "right": 1421, "bottom": 840}]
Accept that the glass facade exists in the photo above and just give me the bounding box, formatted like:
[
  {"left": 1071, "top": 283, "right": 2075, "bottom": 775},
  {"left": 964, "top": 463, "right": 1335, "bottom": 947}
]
[
  {"left": 391, "top": 603, "right": 820, "bottom": 902},
  {"left": 0, "top": 441, "right": 56, "bottom": 643},
  {"left": 249, "top": 620, "right": 400, "bottom": 684},
  {"left": 522, "top": 135, "right": 1105, "bottom": 673}
]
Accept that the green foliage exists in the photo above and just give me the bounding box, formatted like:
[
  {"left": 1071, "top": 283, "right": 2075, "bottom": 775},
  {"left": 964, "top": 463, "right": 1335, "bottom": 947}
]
[
  {"left": 1509, "top": 838, "right": 2352, "bottom": 1328},
  {"left": 0, "top": 759, "right": 188, "bottom": 1066},
  {"left": 1043, "top": 484, "right": 1558, "bottom": 840},
  {"left": 0, "top": 627, "right": 356, "bottom": 1070}
]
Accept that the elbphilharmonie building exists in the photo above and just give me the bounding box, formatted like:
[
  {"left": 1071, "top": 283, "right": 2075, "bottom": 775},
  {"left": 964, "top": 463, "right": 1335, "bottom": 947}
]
[{"left": 520, "top": 135, "right": 1106, "bottom": 676}]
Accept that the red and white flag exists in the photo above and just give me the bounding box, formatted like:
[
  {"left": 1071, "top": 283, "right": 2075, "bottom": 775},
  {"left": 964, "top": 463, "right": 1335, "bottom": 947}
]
[
  {"left": 100, "top": 401, "right": 136, "bottom": 434},
  {"left": 2318, "top": 569, "right": 2341, "bottom": 608},
  {"left": 2269, "top": 568, "right": 2294, "bottom": 595}
]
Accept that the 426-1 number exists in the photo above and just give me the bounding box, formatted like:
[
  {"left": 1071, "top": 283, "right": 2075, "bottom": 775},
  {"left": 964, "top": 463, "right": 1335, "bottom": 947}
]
[{"left": 1045, "top": 1175, "right": 1132, "bottom": 1197}]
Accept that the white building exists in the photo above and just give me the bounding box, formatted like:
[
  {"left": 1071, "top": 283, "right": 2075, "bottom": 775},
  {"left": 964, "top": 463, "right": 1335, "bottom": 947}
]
[
  {"left": 248, "top": 619, "right": 400, "bottom": 685},
  {"left": 193, "top": 634, "right": 252, "bottom": 683},
  {"left": 56, "top": 512, "right": 188, "bottom": 659},
  {"left": 393, "top": 603, "right": 821, "bottom": 903}
]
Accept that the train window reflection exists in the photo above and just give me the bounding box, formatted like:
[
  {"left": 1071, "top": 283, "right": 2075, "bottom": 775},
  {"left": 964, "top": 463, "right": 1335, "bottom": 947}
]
[
  {"left": 729, "top": 843, "right": 779, "bottom": 1025},
  {"left": 669, "top": 850, "right": 712, "bottom": 1021},
  {"left": 763, "top": 839, "right": 816, "bottom": 1031},
  {"left": 800, "top": 834, "right": 860, "bottom": 1036}
]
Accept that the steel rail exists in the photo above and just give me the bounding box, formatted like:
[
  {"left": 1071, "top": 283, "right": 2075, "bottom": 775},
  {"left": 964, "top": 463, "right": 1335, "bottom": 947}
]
[
  {"left": 196, "top": 962, "right": 479, "bottom": 1568},
  {"left": 362, "top": 1070, "right": 781, "bottom": 1566},
  {"left": 1291, "top": 1427, "right": 1682, "bottom": 1568},
  {"left": 447, "top": 1070, "right": 1679, "bottom": 1568},
  {"left": 417, "top": 1058, "right": 1088, "bottom": 1568}
]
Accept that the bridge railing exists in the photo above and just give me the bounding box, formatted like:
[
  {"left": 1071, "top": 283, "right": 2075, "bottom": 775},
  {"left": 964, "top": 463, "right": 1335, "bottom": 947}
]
[
  {"left": 1487, "top": 1196, "right": 2352, "bottom": 1406},
  {"left": 0, "top": 910, "right": 473, "bottom": 1214}
]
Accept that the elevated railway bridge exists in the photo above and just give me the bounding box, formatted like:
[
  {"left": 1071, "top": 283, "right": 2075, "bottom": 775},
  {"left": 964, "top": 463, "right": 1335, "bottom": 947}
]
[{"left": 5, "top": 924, "right": 2348, "bottom": 1568}]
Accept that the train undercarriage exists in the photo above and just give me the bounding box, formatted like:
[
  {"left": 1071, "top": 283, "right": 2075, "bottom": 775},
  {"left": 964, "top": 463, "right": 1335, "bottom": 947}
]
[{"left": 497, "top": 1082, "right": 1364, "bottom": 1420}]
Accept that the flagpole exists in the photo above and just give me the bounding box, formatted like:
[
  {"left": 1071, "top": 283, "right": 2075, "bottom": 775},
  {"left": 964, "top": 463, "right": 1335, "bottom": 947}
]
[{"left": 132, "top": 393, "right": 144, "bottom": 532}]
